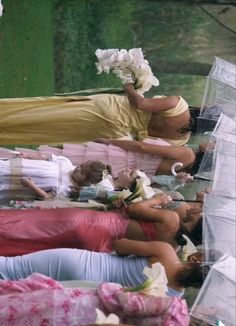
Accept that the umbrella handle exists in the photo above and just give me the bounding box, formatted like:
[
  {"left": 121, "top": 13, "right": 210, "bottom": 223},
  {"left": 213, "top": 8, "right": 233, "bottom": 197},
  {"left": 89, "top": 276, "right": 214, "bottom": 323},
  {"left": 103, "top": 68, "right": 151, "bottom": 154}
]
[{"left": 171, "top": 162, "right": 183, "bottom": 176}]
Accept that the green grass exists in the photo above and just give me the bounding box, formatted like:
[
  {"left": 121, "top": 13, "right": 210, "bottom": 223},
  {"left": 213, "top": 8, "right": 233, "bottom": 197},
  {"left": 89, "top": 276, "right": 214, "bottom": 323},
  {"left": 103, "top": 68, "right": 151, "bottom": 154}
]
[{"left": 0, "top": 0, "right": 55, "bottom": 98}]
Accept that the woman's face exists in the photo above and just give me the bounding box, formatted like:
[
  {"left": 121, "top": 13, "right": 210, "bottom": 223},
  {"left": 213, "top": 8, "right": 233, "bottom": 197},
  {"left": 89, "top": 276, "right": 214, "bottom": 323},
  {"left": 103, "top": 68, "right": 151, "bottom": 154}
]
[{"left": 117, "top": 169, "right": 136, "bottom": 188}]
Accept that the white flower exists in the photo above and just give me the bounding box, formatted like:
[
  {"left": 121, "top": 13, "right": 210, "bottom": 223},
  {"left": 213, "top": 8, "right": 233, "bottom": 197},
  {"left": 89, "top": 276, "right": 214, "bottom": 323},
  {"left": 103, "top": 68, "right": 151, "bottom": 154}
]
[
  {"left": 123, "top": 170, "right": 155, "bottom": 204},
  {"left": 95, "top": 48, "right": 159, "bottom": 94},
  {"left": 95, "top": 308, "right": 120, "bottom": 324},
  {"left": 0, "top": 0, "right": 3, "bottom": 17},
  {"left": 125, "top": 262, "right": 168, "bottom": 297},
  {"left": 135, "top": 170, "right": 155, "bottom": 199},
  {"left": 142, "top": 262, "right": 168, "bottom": 297},
  {"left": 181, "top": 235, "right": 198, "bottom": 262}
]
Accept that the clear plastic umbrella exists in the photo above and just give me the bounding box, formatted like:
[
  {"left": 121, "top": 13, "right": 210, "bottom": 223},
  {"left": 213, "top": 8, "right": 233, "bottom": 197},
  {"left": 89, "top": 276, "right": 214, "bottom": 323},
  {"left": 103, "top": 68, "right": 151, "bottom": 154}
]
[
  {"left": 197, "top": 56, "right": 236, "bottom": 134},
  {"left": 203, "top": 194, "right": 236, "bottom": 262},
  {"left": 196, "top": 113, "right": 236, "bottom": 185},
  {"left": 190, "top": 58, "right": 236, "bottom": 325},
  {"left": 190, "top": 254, "right": 236, "bottom": 326}
]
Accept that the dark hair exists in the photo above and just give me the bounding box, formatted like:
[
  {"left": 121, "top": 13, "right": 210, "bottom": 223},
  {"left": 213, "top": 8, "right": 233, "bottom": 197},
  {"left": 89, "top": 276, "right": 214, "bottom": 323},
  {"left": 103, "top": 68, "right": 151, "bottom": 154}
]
[
  {"left": 174, "top": 227, "right": 188, "bottom": 246},
  {"left": 184, "top": 150, "right": 205, "bottom": 176},
  {"left": 177, "top": 106, "right": 200, "bottom": 134},
  {"left": 189, "top": 106, "right": 200, "bottom": 134},
  {"left": 181, "top": 218, "right": 203, "bottom": 246},
  {"left": 178, "top": 264, "right": 210, "bottom": 288}
]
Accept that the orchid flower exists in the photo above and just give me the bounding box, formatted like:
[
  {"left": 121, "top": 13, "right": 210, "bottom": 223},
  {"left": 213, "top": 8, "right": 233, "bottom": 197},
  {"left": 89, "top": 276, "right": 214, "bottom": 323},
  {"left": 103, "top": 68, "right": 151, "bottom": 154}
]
[
  {"left": 0, "top": 0, "right": 3, "bottom": 17},
  {"left": 124, "top": 262, "right": 168, "bottom": 297},
  {"left": 95, "top": 48, "right": 159, "bottom": 94},
  {"left": 95, "top": 308, "right": 120, "bottom": 324}
]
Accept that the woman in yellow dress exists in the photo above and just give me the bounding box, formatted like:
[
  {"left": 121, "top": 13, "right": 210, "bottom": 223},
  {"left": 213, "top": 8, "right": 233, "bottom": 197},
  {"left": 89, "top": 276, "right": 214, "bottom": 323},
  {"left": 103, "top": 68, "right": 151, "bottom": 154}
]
[{"left": 0, "top": 84, "right": 196, "bottom": 145}]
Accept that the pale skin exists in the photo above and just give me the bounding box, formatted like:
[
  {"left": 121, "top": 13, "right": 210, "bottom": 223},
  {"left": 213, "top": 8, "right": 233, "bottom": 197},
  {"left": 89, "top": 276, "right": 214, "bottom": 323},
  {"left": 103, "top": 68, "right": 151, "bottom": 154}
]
[
  {"left": 124, "top": 83, "right": 192, "bottom": 142},
  {"left": 113, "top": 238, "right": 203, "bottom": 292}
]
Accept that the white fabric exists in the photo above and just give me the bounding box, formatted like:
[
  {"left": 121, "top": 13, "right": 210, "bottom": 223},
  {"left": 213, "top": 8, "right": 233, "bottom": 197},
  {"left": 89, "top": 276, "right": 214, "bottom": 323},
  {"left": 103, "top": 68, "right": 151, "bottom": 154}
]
[
  {"left": 97, "top": 176, "right": 115, "bottom": 192},
  {"left": 0, "top": 155, "right": 75, "bottom": 204}
]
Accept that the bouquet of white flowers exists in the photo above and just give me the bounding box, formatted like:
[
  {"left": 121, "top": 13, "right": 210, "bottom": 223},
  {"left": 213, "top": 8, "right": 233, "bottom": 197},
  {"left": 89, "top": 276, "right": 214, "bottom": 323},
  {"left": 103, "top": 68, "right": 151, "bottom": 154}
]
[
  {"left": 0, "top": 0, "right": 3, "bottom": 17},
  {"left": 95, "top": 48, "right": 159, "bottom": 94}
]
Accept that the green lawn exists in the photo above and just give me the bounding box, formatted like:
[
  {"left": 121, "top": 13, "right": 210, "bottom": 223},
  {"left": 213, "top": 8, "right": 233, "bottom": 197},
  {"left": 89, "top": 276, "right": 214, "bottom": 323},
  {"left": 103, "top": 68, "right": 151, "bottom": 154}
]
[{"left": 0, "top": 0, "right": 55, "bottom": 98}]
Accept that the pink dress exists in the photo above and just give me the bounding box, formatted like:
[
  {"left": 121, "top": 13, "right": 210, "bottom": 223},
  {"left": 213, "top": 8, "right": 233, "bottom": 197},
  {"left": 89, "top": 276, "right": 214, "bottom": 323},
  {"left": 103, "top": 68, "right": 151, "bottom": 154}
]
[
  {"left": 0, "top": 207, "right": 129, "bottom": 256},
  {"left": 36, "top": 138, "right": 170, "bottom": 178},
  {"left": 0, "top": 273, "right": 190, "bottom": 326}
]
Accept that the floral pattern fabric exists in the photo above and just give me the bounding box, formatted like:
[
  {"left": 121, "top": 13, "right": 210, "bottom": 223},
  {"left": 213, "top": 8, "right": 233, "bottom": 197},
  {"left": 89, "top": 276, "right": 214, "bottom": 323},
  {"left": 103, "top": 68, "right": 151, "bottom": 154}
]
[{"left": 0, "top": 273, "right": 190, "bottom": 325}]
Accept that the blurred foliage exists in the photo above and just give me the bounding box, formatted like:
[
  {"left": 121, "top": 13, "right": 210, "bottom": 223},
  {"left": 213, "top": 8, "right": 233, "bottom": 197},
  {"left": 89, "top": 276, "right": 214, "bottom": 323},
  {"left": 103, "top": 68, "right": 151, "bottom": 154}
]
[
  {"left": 54, "top": 0, "right": 134, "bottom": 92},
  {"left": 0, "top": 0, "right": 55, "bottom": 98},
  {"left": 53, "top": 0, "right": 236, "bottom": 106},
  {"left": 0, "top": 0, "right": 235, "bottom": 105}
]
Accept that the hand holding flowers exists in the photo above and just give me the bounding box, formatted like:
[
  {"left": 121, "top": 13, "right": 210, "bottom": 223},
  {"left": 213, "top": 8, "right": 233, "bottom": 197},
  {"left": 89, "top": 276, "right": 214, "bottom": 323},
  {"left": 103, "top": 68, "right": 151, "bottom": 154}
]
[{"left": 95, "top": 48, "right": 159, "bottom": 94}]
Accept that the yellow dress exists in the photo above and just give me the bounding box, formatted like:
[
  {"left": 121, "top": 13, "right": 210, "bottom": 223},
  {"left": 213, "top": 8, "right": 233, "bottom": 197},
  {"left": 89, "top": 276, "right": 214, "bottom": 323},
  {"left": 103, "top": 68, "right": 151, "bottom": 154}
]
[{"left": 0, "top": 94, "right": 151, "bottom": 145}]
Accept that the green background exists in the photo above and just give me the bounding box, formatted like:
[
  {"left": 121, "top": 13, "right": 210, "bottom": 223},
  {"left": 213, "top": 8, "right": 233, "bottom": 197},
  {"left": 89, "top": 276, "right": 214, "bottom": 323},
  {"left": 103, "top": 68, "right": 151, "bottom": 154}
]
[{"left": 0, "top": 0, "right": 235, "bottom": 105}]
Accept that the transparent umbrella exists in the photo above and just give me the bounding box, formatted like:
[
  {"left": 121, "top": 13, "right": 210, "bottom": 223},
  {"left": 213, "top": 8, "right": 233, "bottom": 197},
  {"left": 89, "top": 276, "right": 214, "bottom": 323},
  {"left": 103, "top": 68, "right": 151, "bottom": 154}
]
[
  {"left": 197, "top": 56, "right": 236, "bottom": 135},
  {"left": 190, "top": 254, "right": 236, "bottom": 326},
  {"left": 190, "top": 57, "right": 236, "bottom": 326}
]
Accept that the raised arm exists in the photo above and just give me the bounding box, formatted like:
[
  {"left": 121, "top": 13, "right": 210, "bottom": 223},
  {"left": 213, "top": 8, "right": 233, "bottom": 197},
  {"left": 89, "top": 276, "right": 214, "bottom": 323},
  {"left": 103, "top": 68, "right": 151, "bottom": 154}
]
[
  {"left": 126, "top": 196, "right": 180, "bottom": 232},
  {"left": 97, "top": 138, "right": 195, "bottom": 170},
  {"left": 113, "top": 238, "right": 177, "bottom": 261},
  {"left": 20, "top": 152, "right": 51, "bottom": 160},
  {"left": 124, "top": 83, "right": 179, "bottom": 113},
  {"left": 105, "top": 139, "right": 194, "bottom": 159}
]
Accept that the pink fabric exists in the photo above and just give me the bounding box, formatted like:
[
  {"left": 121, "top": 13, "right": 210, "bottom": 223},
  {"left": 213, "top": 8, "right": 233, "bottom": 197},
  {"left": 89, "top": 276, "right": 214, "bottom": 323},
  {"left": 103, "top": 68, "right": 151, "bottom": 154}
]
[
  {"left": 0, "top": 274, "right": 103, "bottom": 326},
  {"left": 0, "top": 207, "right": 129, "bottom": 256},
  {"left": 0, "top": 274, "right": 190, "bottom": 326},
  {"left": 138, "top": 221, "right": 157, "bottom": 241},
  {"left": 98, "top": 283, "right": 190, "bottom": 326},
  {"left": 37, "top": 138, "right": 170, "bottom": 178}
]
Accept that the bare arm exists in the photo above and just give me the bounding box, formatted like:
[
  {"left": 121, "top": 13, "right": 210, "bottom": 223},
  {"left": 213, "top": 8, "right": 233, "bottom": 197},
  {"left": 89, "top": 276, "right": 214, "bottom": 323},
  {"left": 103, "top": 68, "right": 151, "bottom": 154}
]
[
  {"left": 126, "top": 196, "right": 180, "bottom": 232},
  {"left": 98, "top": 139, "right": 195, "bottom": 164},
  {"left": 20, "top": 152, "right": 51, "bottom": 160},
  {"left": 124, "top": 83, "right": 179, "bottom": 113},
  {"left": 21, "top": 177, "right": 54, "bottom": 200},
  {"left": 113, "top": 238, "right": 177, "bottom": 260}
]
